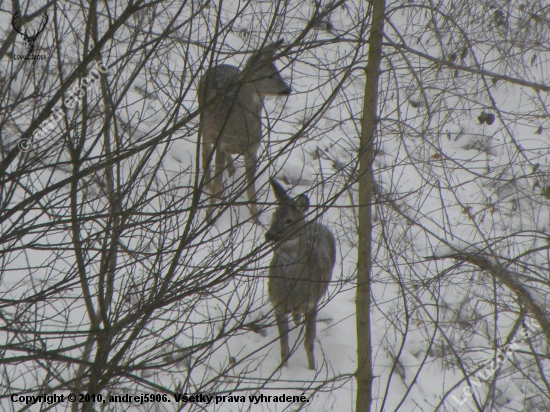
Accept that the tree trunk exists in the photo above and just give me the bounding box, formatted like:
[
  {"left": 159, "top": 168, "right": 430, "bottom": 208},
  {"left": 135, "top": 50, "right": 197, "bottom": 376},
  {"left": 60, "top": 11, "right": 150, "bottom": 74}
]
[{"left": 356, "top": 1, "right": 385, "bottom": 411}]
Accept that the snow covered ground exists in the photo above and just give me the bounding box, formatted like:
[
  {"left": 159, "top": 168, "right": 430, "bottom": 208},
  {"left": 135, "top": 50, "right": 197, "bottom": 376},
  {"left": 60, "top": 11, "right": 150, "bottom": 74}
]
[{"left": 1, "top": 0, "right": 549, "bottom": 411}]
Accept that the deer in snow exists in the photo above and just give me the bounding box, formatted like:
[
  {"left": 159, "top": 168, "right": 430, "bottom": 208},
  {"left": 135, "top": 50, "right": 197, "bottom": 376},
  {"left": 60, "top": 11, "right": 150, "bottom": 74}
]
[
  {"left": 197, "top": 40, "right": 291, "bottom": 222},
  {"left": 265, "top": 178, "right": 336, "bottom": 369},
  {"left": 12, "top": 10, "right": 49, "bottom": 56}
]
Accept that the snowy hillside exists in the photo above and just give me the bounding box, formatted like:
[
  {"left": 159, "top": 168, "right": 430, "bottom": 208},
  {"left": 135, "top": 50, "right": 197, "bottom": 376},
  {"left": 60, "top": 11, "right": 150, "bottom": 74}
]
[{"left": 0, "top": 0, "right": 549, "bottom": 411}]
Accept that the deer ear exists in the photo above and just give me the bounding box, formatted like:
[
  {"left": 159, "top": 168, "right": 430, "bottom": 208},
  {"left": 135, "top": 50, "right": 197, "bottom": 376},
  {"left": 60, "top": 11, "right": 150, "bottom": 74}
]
[
  {"left": 270, "top": 178, "right": 292, "bottom": 203},
  {"left": 271, "top": 39, "right": 285, "bottom": 51},
  {"left": 294, "top": 194, "right": 309, "bottom": 213},
  {"left": 264, "top": 39, "right": 284, "bottom": 58},
  {"left": 247, "top": 40, "right": 284, "bottom": 66}
]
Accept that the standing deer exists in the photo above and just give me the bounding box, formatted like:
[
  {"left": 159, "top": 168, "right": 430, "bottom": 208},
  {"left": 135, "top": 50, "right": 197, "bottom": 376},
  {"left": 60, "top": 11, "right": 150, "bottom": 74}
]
[
  {"left": 265, "top": 178, "right": 336, "bottom": 369},
  {"left": 12, "top": 10, "right": 49, "bottom": 56},
  {"left": 197, "top": 40, "right": 291, "bottom": 222}
]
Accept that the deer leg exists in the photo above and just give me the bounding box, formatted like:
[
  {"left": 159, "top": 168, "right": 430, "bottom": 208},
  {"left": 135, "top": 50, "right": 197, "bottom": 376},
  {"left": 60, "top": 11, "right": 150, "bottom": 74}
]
[
  {"left": 206, "top": 147, "right": 226, "bottom": 222},
  {"left": 305, "top": 309, "right": 318, "bottom": 370},
  {"left": 292, "top": 310, "right": 302, "bottom": 326},
  {"left": 212, "top": 147, "right": 226, "bottom": 199},
  {"left": 201, "top": 141, "right": 213, "bottom": 191},
  {"left": 226, "top": 155, "right": 236, "bottom": 177},
  {"left": 275, "top": 309, "right": 290, "bottom": 367},
  {"left": 244, "top": 152, "right": 259, "bottom": 222}
]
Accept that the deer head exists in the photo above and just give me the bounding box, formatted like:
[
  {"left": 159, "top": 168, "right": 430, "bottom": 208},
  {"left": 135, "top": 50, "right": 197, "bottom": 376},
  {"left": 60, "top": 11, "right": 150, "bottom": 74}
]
[{"left": 12, "top": 10, "right": 49, "bottom": 55}]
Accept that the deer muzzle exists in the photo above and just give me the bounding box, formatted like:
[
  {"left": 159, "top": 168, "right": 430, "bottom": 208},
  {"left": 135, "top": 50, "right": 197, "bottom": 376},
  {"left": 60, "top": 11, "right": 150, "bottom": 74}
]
[{"left": 279, "top": 86, "right": 291, "bottom": 95}]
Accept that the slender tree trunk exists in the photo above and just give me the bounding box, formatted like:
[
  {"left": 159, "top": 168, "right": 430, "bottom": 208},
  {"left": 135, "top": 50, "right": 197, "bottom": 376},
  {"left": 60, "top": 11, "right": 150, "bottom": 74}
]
[{"left": 356, "top": 1, "right": 385, "bottom": 411}]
